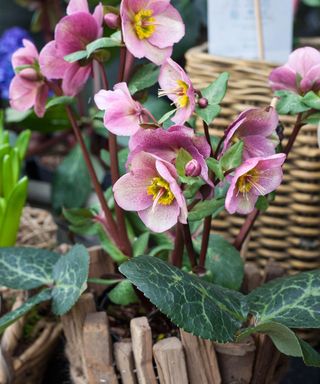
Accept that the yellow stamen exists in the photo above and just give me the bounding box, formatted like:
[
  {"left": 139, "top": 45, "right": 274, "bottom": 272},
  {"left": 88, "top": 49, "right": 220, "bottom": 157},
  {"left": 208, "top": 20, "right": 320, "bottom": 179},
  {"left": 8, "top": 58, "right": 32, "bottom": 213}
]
[
  {"left": 147, "top": 177, "right": 175, "bottom": 206},
  {"left": 236, "top": 169, "right": 259, "bottom": 194},
  {"left": 133, "top": 9, "right": 156, "bottom": 40},
  {"left": 176, "top": 80, "right": 189, "bottom": 108}
]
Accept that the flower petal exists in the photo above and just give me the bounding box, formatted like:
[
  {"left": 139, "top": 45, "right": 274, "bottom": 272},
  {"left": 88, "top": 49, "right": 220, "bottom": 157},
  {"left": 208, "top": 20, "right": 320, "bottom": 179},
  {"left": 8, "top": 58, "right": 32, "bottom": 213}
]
[
  {"left": 139, "top": 201, "right": 180, "bottom": 232},
  {"left": 34, "top": 83, "right": 49, "bottom": 117},
  {"left": 62, "top": 64, "right": 92, "bottom": 96},
  {"left": 288, "top": 46, "right": 320, "bottom": 77},
  {"left": 113, "top": 171, "right": 153, "bottom": 211},
  {"left": 39, "top": 41, "right": 69, "bottom": 79},
  {"left": 269, "top": 65, "right": 298, "bottom": 92},
  {"left": 67, "top": 0, "right": 89, "bottom": 15},
  {"left": 9, "top": 76, "right": 37, "bottom": 112}
]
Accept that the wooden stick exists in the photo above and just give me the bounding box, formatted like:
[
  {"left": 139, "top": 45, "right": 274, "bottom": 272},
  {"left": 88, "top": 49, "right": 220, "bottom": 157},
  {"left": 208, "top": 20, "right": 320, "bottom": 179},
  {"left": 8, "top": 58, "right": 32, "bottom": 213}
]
[
  {"left": 114, "top": 340, "right": 137, "bottom": 384},
  {"left": 61, "top": 293, "right": 96, "bottom": 381},
  {"left": 130, "top": 317, "right": 157, "bottom": 384},
  {"left": 153, "top": 337, "right": 189, "bottom": 384},
  {"left": 83, "top": 312, "right": 118, "bottom": 384},
  {"left": 214, "top": 337, "right": 256, "bottom": 384},
  {"left": 254, "top": 0, "right": 265, "bottom": 60},
  {"left": 88, "top": 246, "right": 115, "bottom": 295},
  {"left": 180, "top": 330, "right": 221, "bottom": 384}
]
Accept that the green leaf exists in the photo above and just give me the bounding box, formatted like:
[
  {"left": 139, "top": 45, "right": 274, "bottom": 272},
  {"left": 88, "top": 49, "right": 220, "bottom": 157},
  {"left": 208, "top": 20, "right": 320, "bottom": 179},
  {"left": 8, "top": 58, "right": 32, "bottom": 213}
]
[
  {"left": 133, "top": 232, "right": 150, "bottom": 257},
  {"left": 220, "top": 141, "right": 244, "bottom": 171},
  {"left": 176, "top": 148, "right": 193, "bottom": 177},
  {"left": 86, "top": 36, "right": 122, "bottom": 57},
  {"left": 248, "top": 270, "right": 320, "bottom": 328},
  {"left": 195, "top": 104, "right": 221, "bottom": 125},
  {"left": 128, "top": 63, "right": 160, "bottom": 94},
  {"left": 120, "top": 256, "right": 248, "bottom": 342},
  {"left": 158, "top": 109, "right": 176, "bottom": 125},
  {"left": 64, "top": 50, "right": 87, "bottom": 63},
  {"left": 302, "top": 91, "right": 320, "bottom": 110},
  {"left": 0, "top": 289, "right": 52, "bottom": 334},
  {"left": 52, "top": 144, "right": 91, "bottom": 212},
  {"left": 275, "top": 90, "right": 310, "bottom": 115},
  {"left": 206, "top": 158, "right": 224, "bottom": 180},
  {"left": 63, "top": 207, "right": 100, "bottom": 236},
  {"left": 237, "top": 322, "right": 320, "bottom": 367},
  {"left": 15, "top": 129, "right": 31, "bottom": 161},
  {"left": 188, "top": 198, "right": 225, "bottom": 221},
  {"left": 302, "top": 0, "right": 320, "bottom": 6},
  {"left": 97, "top": 227, "right": 128, "bottom": 264},
  {"left": 87, "top": 278, "right": 122, "bottom": 286},
  {"left": 305, "top": 112, "right": 320, "bottom": 125},
  {"left": 46, "top": 96, "right": 74, "bottom": 110},
  {"left": 201, "top": 72, "right": 229, "bottom": 104},
  {"left": 182, "top": 176, "right": 205, "bottom": 199},
  {"left": 0, "top": 247, "right": 59, "bottom": 289},
  {"left": 52, "top": 245, "right": 89, "bottom": 315},
  {"left": 108, "top": 280, "right": 139, "bottom": 305},
  {"left": 255, "top": 196, "right": 269, "bottom": 211},
  {"left": 204, "top": 234, "right": 244, "bottom": 290}
]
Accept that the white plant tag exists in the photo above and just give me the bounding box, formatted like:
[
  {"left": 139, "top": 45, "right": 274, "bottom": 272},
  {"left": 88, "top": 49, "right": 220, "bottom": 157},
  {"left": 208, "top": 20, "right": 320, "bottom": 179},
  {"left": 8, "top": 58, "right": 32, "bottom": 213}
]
[{"left": 208, "top": 0, "right": 294, "bottom": 63}]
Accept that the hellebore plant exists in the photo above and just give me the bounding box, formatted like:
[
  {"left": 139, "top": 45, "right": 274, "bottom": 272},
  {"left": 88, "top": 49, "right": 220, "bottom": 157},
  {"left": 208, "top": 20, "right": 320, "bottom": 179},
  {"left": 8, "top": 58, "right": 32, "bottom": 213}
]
[{"left": 2, "top": 0, "right": 320, "bottom": 370}]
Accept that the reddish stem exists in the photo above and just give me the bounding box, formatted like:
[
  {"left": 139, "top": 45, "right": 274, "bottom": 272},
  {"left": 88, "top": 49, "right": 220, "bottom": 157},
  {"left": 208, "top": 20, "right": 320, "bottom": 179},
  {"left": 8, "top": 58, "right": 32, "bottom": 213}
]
[
  {"left": 171, "top": 224, "right": 184, "bottom": 268},
  {"left": 182, "top": 224, "right": 197, "bottom": 269}
]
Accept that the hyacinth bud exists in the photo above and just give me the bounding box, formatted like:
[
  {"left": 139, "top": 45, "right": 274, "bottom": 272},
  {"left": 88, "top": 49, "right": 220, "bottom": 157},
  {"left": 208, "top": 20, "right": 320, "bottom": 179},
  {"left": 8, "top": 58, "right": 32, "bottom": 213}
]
[
  {"left": 198, "top": 97, "right": 208, "bottom": 108},
  {"left": 104, "top": 13, "right": 120, "bottom": 29},
  {"left": 185, "top": 159, "right": 201, "bottom": 177}
]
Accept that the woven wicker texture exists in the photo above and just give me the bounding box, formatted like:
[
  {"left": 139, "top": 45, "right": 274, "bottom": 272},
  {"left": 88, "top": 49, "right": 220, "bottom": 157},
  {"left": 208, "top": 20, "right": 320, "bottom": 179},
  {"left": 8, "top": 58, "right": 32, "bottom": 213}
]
[
  {"left": 185, "top": 44, "right": 320, "bottom": 275},
  {"left": 0, "top": 207, "right": 60, "bottom": 384}
]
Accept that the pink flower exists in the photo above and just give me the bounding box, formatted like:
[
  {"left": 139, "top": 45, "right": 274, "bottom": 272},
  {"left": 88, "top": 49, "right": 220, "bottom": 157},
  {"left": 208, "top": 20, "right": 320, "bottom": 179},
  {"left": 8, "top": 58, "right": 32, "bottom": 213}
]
[
  {"left": 158, "top": 58, "right": 196, "bottom": 125},
  {"left": 94, "top": 82, "right": 148, "bottom": 136},
  {"left": 225, "top": 153, "right": 286, "bottom": 215},
  {"left": 120, "top": 0, "right": 185, "bottom": 65},
  {"left": 9, "top": 39, "right": 49, "bottom": 117},
  {"left": 269, "top": 47, "right": 320, "bottom": 94},
  {"left": 113, "top": 151, "right": 187, "bottom": 232},
  {"left": 39, "top": 0, "right": 103, "bottom": 96},
  {"left": 128, "top": 125, "right": 212, "bottom": 185},
  {"left": 221, "top": 107, "right": 279, "bottom": 160}
]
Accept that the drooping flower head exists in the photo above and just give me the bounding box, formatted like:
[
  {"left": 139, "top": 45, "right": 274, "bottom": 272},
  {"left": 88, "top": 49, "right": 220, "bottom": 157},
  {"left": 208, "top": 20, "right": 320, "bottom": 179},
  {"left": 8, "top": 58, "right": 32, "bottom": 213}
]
[
  {"left": 221, "top": 106, "right": 279, "bottom": 160},
  {"left": 95, "top": 82, "right": 148, "bottom": 136},
  {"left": 113, "top": 151, "right": 187, "bottom": 232},
  {"left": 269, "top": 47, "right": 320, "bottom": 95},
  {"left": 128, "top": 125, "right": 212, "bottom": 185},
  {"left": 120, "top": 0, "right": 185, "bottom": 65},
  {"left": 0, "top": 27, "right": 30, "bottom": 99},
  {"left": 158, "top": 58, "right": 196, "bottom": 125},
  {"left": 39, "top": 0, "right": 103, "bottom": 96},
  {"left": 225, "top": 153, "right": 286, "bottom": 215},
  {"left": 9, "top": 39, "right": 49, "bottom": 117}
]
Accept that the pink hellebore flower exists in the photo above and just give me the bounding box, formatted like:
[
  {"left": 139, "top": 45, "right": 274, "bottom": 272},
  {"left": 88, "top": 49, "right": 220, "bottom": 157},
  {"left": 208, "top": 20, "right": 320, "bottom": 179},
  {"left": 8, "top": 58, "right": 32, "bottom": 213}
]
[
  {"left": 158, "top": 58, "right": 196, "bottom": 125},
  {"left": 94, "top": 82, "right": 148, "bottom": 136},
  {"left": 128, "top": 125, "right": 212, "bottom": 185},
  {"left": 120, "top": 0, "right": 185, "bottom": 65},
  {"left": 39, "top": 0, "right": 103, "bottom": 96},
  {"left": 269, "top": 47, "right": 320, "bottom": 94},
  {"left": 221, "top": 107, "right": 279, "bottom": 160},
  {"left": 225, "top": 153, "right": 286, "bottom": 215},
  {"left": 9, "top": 39, "right": 49, "bottom": 118},
  {"left": 113, "top": 151, "right": 187, "bottom": 232}
]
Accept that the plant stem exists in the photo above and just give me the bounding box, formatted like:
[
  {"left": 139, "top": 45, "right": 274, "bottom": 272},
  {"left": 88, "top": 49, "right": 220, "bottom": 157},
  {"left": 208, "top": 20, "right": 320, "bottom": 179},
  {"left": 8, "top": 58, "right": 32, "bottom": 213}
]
[
  {"left": 233, "top": 112, "right": 304, "bottom": 251},
  {"left": 198, "top": 121, "right": 214, "bottom": 271},
  {"left": 171, "top": 223, "right": 184, "bottom": 267},
  {"left": 64, "top": 105, "right": 123, "bottom": 250},
  {"left": 182, "top": 223, "right": 197, "bottom": 269},
  {"left": 99, "top": 62, "right": 132, "bottom": 257}
]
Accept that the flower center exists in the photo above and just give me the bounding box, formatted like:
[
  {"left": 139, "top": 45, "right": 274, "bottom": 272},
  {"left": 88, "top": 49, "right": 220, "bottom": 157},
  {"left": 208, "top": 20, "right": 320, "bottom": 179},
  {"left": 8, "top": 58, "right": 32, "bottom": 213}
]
[
  {"left": 176, "top": 80, "right": 189, "bottom": 108},
  {"left": 147, "top": 177, "right": 175, "bottom": 206},
  {"left": 133, "top": 9, "right": 156, "bottom": 40},
  {"left": 236, "top": 169, "right": 259, "bottom": 194}
]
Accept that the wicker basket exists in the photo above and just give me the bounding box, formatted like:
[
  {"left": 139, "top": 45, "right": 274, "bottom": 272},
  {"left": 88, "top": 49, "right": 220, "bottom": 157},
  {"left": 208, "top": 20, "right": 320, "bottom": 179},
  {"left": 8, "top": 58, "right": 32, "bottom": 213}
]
[
  {"left": 0, "top": 207, "right": 61, "bottom": 384},
  {"left": 185, "top": 43, "right": 320, "bottom": 276}
]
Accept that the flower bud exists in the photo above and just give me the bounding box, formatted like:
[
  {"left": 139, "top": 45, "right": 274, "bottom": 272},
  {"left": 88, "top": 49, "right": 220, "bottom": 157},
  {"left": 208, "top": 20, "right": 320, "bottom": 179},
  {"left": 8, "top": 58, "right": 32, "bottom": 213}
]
[
  {"left": 198, "top": 97, "right": 208, "bottom": 108},
  {"left": 104, "top": 13, "right": 120, "bottom": 29},
  {"left": 185, "top": 159, "right": 201, "bottom": 177}
]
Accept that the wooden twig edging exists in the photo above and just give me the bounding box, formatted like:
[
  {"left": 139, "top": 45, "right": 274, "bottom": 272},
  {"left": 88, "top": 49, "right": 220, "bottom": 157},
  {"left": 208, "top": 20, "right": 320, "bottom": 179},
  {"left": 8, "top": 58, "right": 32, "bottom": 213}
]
[{"left": 114, "top": 340, "right": 137, "bottom": 384}]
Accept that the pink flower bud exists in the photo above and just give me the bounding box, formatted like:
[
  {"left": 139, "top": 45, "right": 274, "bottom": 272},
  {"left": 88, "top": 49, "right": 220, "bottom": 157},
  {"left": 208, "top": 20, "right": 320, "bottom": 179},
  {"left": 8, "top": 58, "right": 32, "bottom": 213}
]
[
  {"left": 185, "top": 159, "right": 201, "bottom": 177},
  {"left": 104, "top": 13, "right": 120, "bottom": 29},
  {"left": 198, "top": 97, "right": 208, "bottom": 108}
]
